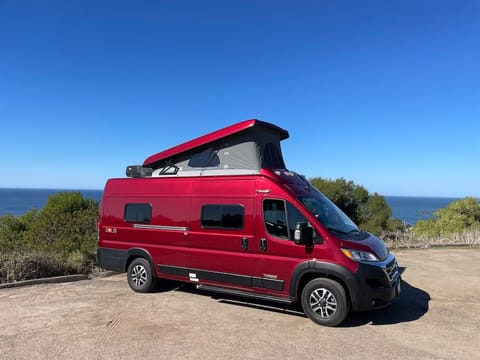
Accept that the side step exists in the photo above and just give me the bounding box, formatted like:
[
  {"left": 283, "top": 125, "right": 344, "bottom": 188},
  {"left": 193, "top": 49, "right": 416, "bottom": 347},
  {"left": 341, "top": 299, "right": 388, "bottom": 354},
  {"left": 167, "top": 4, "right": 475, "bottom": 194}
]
[{"left": 196, "top": 284, "right": 294, "bottom": 305}]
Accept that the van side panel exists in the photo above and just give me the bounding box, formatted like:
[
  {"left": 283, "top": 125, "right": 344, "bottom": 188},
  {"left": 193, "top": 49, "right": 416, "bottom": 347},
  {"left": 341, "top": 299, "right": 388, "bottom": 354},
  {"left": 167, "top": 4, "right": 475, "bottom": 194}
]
[
  {"left": 178, "top": 178, "right": 256, "bottom": 290},
  {"left": 99, "top": 178, "right": 193, "bottom": 272}
]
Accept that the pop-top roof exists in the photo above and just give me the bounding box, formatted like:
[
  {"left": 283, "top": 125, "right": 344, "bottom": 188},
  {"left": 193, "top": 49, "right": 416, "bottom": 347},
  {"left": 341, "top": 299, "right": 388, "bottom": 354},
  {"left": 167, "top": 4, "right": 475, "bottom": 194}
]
[{"left": 143, "top": 119, "right": 289, "bottom": 167}]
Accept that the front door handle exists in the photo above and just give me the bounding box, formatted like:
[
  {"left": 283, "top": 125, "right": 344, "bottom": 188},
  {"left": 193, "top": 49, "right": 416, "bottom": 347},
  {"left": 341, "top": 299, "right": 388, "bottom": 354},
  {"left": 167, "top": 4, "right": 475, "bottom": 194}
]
[
  {"left": 260, "top": 238, "right": 267, "bottom": 252},
  {"left": 241, "top": 237, "right": 248, "bottom": 251}
]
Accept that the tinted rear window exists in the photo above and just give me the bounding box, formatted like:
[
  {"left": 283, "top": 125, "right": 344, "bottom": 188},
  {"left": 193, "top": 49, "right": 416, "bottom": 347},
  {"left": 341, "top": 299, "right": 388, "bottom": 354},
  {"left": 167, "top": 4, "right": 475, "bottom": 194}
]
[
  {"left": 201, "top": 204, "right": 244, "bottom": 229},
  {"left": 124, "top": 203, "right": 152, "bottom": 223}
]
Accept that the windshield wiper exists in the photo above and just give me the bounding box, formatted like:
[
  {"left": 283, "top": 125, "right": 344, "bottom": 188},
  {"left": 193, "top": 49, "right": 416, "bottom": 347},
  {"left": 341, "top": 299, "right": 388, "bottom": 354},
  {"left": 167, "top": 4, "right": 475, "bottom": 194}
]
[
  {"left": 328, "top": 227, "right": 362, "bottom": 236},
  {"left": 327, "top": 227, "right": 349, "bottom": 235},
  {"left": 347, "top": 229, "right": 363, "bottom": 235}
]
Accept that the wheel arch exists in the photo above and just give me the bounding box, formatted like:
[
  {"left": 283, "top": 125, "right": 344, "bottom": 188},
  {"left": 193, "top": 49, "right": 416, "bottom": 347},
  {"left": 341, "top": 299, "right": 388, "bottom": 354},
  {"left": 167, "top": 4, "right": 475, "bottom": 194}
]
[
  {"left": 126, "top": 248, "right": 156, "bottom": 275},
  {"left": 290, "top": 261, "right": 360, "bottom": 310}
]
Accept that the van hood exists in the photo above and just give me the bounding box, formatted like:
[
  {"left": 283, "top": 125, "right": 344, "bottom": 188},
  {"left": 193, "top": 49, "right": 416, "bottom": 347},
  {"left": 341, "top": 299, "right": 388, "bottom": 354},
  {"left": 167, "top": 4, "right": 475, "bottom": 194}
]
[{"left": 342, "top": 233, "right": 389, "bottom": 261}]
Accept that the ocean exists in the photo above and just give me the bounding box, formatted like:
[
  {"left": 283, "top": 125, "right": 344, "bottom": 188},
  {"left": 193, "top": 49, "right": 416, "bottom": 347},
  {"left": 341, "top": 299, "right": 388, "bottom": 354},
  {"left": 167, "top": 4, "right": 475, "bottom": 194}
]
[
  {"left": 0, "top": 188, "right": 103, "bottom": 217},
  {"left": 384, "top": 196, "right": 460, "bottom": 225},
  {"left": 0, "top": 188, "right": 464, "bottom": 225}
]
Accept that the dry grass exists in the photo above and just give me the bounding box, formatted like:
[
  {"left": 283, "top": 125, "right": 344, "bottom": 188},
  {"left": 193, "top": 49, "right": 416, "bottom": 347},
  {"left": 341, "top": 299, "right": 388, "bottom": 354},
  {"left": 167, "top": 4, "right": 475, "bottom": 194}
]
[
  {"left": 0, "top": 251, "right": 88, "bottom": 284},
  {"left": 2, "top": 230, "right": 479, "bottom": 283},
  {"left": 383, "top": 229, "right": 480, "bottom": 249}
]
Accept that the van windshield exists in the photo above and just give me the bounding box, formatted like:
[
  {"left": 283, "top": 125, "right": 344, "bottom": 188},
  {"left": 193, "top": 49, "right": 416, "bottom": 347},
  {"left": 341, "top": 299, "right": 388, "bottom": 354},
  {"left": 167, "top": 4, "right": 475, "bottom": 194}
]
[{"left": 299, "top": 193, "right": 361, "bottom": 237}]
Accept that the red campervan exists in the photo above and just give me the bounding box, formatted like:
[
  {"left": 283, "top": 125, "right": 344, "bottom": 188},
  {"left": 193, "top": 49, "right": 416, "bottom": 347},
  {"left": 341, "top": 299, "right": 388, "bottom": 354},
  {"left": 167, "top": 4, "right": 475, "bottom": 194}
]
[{"left": 97, "top": 119, "right": 400, "bottom": 326}]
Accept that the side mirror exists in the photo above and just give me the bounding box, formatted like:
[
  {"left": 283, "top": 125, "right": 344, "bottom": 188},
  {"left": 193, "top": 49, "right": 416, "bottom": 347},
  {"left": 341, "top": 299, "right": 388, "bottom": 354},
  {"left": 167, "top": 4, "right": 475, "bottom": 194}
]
[{"left": 294, "top": 222, "right": 313, "bottom": 246}]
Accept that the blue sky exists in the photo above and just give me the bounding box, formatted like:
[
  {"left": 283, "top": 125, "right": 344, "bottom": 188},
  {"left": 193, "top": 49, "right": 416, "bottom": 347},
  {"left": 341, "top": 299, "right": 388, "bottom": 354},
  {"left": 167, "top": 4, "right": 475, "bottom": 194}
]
[{"left": 1, "top": 0, "right": 479, "bottom": 197}]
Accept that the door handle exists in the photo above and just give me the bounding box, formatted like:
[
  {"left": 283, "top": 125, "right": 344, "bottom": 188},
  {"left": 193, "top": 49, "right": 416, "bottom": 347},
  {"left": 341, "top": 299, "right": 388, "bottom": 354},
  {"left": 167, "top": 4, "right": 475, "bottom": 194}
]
[
  {"left": 260, "top": 238, "right": 267, "bottom": 252},
  {"left": 241, "top": 237, "right": 248, "bottom": 251}
]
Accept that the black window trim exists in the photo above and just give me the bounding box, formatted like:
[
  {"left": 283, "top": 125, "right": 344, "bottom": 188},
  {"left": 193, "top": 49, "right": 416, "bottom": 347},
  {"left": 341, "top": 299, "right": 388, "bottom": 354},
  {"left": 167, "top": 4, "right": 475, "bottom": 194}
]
[
  {"left": 262, "top": 198, "right": 291, "bottom": 240},
  {"left": 262, "top": 198, "right": 322, "bottom": 243},
  {"left": 201, "top": 203, "right": 245, "bottom": 230},
  {"left": 124, "top": 203, "right": 153, "bottom": 224}
]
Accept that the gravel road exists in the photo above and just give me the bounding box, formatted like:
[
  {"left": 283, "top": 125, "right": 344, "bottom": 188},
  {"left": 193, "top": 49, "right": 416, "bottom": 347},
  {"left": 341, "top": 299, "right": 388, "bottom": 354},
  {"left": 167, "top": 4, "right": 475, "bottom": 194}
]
[{"left": 1, "top": 248, "right": 479, "bottom": 360}]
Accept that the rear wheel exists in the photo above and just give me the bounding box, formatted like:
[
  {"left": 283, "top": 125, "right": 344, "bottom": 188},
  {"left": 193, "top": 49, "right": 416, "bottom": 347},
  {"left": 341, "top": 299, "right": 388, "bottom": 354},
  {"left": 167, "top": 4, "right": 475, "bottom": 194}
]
[
  {"left": 127, "top": 258, "right": 157, "bottom": 293},
  {"left": 301, "top": 278, "right": 349, "bottom": 327}
]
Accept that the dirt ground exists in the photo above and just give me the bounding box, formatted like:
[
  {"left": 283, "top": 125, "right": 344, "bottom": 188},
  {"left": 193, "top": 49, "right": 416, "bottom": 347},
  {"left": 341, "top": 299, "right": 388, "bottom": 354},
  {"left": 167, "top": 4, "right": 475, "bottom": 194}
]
[{"left": 1, "top": 248, "right": 479, "bottom": 360}]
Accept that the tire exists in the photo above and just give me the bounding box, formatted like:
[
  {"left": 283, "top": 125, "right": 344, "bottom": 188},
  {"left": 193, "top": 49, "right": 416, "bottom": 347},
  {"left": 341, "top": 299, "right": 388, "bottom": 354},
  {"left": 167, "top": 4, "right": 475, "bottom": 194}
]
[
  {"left": 127, "top": 258, "right": 157, "bottom": 293},
  {"left": 301, "top": 278, "right": 349, "bottom": 327}
]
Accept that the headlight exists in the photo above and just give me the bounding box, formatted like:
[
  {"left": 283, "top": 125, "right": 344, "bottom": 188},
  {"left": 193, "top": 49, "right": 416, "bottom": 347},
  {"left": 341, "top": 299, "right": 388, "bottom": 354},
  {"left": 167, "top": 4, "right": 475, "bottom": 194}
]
[{"left": 341, "top": 248, "right": 379, "bottom": 262}]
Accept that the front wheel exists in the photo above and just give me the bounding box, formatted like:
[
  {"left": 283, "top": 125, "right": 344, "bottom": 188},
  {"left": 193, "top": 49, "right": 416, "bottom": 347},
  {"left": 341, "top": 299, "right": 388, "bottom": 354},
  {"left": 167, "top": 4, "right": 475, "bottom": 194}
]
[
  {"left": 301, "top": 278, "right": 349, "bottom": 327},
  {"left": 127, "top": 258, "right": 157, "bottom": 293}
]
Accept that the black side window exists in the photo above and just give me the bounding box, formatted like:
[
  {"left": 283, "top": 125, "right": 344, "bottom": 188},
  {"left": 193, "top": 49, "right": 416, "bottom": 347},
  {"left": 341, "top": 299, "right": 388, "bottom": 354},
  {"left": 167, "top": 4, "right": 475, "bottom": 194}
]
[
  {"left": 124, "top": 203, "right": 152, "bottom": 223},
  {"left": 263, "top": 199, "right": 289, "bottom": 239},
  {"left": 263, "top": 199, "right": 320, "bottom": 242},
  {"left": 201, "top": 204, "right": 244, "bottom": 229}
]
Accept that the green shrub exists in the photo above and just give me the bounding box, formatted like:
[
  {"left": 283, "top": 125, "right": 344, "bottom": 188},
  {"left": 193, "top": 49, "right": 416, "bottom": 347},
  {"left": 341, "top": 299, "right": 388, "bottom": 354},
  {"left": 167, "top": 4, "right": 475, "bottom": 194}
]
[
  {"left": 25, "top": 192, "right": 98, "bottom": 258},
  {"left": 413, "top": 197, "right": 480, "bottom": 238},
  {"left": 0, "top": 192, "right": 99, "bottom": 282},
  {"left": 0, "top": 210, "right": 39, "bottom": 252}
]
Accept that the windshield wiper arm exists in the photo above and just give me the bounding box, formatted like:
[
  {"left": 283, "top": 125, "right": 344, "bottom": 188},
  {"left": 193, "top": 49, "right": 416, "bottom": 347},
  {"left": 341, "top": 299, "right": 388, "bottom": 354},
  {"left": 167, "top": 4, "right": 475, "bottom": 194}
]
[
  {"left": 328, "top": 227, "right": 362, "bottom": 236},
  {"left": 347, "top": 229, "right": 363, "bottom": 235},
  {"left": 327, "top": 227, "right": 349, "bottom": 235}
]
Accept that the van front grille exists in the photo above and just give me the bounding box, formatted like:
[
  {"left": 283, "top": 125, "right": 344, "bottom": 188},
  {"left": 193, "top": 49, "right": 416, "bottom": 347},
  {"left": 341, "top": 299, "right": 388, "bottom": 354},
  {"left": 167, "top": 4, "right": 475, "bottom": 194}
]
[{"left": 384, "top": 258, "right": 399, "bottom": 283}]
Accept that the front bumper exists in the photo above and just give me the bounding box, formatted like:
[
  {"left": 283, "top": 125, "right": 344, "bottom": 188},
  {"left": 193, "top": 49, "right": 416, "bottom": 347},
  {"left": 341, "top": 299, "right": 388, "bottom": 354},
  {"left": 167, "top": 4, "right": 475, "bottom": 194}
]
[{"left": 350, "top": 253, "right": 401, "bottom": 311}]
